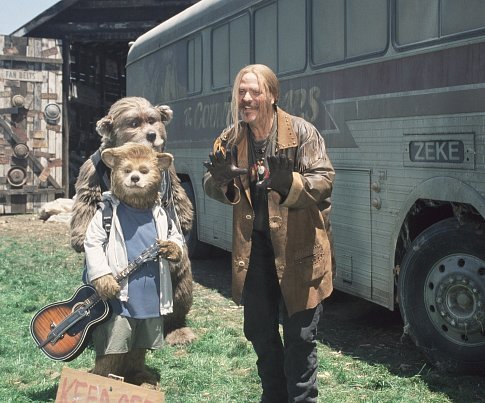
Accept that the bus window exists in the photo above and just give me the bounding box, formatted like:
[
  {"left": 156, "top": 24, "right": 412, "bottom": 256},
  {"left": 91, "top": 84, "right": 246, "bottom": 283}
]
[
  {"left": 255, "top": 3, "right": 277, "bottom": 71},
  {"left": 396, "top": 0, "right": 485, "bottom": 47},
  {"left": 188, "top": 35, "right": 202, "bottom": 94},
  {"left": 395, "top": 0, "right": 439, "bottom": 45},
  {"left": 442, "top": 0, "right": 485, "bottom": 35},
  {"left": 311, "top": 0, "right": 387, "bottom": 65},
  {"left": 311, "top": 0, "right": 345, "bottom": 65},
  {"left": 347, "top": 0, "right": 387, "bottom": 58},
  {"left": 255, "top": 1, "right": 306, "bottom": 74},
  {"left": 278, "top": 0, "right": 306, "bottom": 74},
  {"left": 230, "top": 14, "right": 250, "bottom": 83},
  {"left": 213, "top": 15, "right": 250, "bottom": 89},
  {"left": 212, "top": 24, "right": 230, "bottom": 88}
]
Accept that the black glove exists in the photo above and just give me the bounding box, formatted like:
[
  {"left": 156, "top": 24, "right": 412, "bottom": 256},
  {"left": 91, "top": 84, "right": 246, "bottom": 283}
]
[
  {"left": 256, "top": 154, "right": 293, "bottom": 197},
  {"left": 203, "top": 150, "right": 248, "bottom": 187}
]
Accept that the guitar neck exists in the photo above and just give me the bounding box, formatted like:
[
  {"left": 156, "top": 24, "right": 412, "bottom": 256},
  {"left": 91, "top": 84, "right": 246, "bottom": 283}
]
[{"left": 113, "top": 243, "right": 159, "bottom": 284}]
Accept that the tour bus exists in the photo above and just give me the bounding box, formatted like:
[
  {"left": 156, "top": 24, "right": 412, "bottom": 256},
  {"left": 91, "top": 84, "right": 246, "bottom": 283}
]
[{"left": 126, "top": 0, "right": 485, "bottom": 373}]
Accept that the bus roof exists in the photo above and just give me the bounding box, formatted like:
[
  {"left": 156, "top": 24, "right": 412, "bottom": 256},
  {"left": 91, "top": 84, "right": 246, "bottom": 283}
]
[{"left": 127, "top": 0, "right": 262, "bottom": 67}]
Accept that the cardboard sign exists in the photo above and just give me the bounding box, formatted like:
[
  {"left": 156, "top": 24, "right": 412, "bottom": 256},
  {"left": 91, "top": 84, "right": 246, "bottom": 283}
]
[{"left": 55, "top": 367, "right": 164, "bottom": 403}]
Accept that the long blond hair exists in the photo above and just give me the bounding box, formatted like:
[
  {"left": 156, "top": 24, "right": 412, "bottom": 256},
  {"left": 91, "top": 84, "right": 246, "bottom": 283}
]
[{"left": 228, "top": 64, "right": 279, "bottom": 147}]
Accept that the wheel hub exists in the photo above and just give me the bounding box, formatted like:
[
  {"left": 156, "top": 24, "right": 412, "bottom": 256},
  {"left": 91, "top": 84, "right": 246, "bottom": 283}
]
[{"left": 425, "top": 254, "right": 485, "bottom": 346}]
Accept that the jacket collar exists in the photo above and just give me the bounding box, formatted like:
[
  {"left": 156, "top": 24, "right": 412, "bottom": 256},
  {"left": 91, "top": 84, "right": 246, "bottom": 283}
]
[{"left": 275, "top": 107, "right": 297, "bottom": 150}]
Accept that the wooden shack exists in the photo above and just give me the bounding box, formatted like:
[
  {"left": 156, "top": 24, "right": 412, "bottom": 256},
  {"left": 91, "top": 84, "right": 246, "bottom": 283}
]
[
  {"left": 9, "top": 0, "right": 199, "bottom": 203},
  {"left": 0, "top": 35, "right": 64, "bottom": 214}
]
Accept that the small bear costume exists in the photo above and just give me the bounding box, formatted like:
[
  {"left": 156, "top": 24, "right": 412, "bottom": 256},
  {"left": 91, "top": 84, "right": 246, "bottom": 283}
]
[{"left": 84, "top": 143, "right": 184, "bottom": 387}]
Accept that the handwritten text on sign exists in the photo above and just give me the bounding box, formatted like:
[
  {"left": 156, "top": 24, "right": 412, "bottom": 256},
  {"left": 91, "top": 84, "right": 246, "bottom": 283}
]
[{"left": 55, "top": 367, "right": 164, "bottom": 403}]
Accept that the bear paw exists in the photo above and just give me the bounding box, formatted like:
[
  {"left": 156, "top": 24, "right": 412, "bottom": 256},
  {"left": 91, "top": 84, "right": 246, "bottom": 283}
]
[
  {"left": 92, "top": 274, "right": 120, "bottom": 300},
  {"left": 164, "top": 327, "right": 197, "bottom": 346}
]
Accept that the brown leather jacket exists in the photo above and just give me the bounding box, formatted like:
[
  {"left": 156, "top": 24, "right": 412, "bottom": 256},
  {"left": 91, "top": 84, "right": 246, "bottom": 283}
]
[{"left": 203, "top": 107, "right": 335, "bottom": 316}]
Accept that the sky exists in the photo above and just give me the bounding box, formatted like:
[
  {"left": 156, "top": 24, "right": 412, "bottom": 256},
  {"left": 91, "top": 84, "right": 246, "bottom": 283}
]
[{"left": 0, "top": 0, "right": 59, "bottom": 36}]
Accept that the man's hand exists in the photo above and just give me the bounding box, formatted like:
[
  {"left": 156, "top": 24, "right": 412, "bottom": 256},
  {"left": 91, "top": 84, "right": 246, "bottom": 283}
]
[
  {"left": 256, "top": 154, "right": 293, "bottom": 197},
  {"left": 203, "top": 150, "right": 248, "bottom": 187}
]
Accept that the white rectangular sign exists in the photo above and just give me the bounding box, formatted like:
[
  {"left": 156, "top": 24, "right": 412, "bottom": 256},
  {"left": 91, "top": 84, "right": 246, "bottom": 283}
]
[{"left": 0, "top": 69, "right": 44, "bottom": 82}]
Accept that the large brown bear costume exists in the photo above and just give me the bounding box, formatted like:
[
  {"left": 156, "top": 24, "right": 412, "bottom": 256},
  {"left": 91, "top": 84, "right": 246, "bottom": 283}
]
[{"left": 70, "top": 97, "right": 195, "bottom": 345}]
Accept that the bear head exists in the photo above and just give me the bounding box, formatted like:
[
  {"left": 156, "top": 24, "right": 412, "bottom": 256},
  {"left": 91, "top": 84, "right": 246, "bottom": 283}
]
[
  {"left": 101, "top": 143, "right": 173, "bottom": 209},
  {"left": 96, "top": 97, "right": 173, "bottom": 151}
]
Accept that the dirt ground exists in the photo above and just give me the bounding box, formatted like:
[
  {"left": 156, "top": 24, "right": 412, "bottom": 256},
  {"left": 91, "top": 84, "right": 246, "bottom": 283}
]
[
  {"left": 0, "top": 213, "right": 456, "bottom": 377},
  {"left": 1, "top": 213, "right": 71, "bottom": 238}
]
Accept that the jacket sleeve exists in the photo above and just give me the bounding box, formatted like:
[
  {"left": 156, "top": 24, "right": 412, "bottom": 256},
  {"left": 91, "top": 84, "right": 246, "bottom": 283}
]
[
  {"left": 203, "top": 172, "right": 241, "bottom": 205},
  {"left": 281, "top": 118, "right": 335, "bottom": 209},
  {"left": 84, "top": 210, "right": 112, "bottom": 282}
]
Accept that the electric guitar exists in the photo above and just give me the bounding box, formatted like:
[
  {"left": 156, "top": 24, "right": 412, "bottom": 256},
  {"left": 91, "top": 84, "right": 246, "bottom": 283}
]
[{"left": 30, "top": 243, "right": 160, "bottom": 362}]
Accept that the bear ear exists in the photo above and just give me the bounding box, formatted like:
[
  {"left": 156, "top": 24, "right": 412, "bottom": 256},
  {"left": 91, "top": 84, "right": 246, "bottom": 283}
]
[
  {"left": 101, "top": 148, "right": 118, "bottom": 169},
  {"left": 156, "top": 152, "right": 173, "bottom": 171},
  {"left": 156, "top": 105, "right": 173, "bottom": 124},
  {"left": 96, "top": 115, "right": 114, "bottom": 138}
]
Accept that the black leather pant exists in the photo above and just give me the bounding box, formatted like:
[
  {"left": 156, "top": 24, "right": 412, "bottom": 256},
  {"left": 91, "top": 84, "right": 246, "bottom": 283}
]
[{"left": 243, "top": 230, "right": 322, "bottom": 403}]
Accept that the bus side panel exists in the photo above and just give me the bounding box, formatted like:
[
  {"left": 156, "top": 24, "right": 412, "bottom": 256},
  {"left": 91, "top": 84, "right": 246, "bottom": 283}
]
[{"left": 331, "top": 169, "right": 373, "bottom": 301}]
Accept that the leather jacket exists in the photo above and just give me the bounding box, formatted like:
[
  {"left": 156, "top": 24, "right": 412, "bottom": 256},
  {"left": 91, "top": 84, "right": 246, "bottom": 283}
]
[{"left": 204, "top": 107, "right": 335, "bottom": 316}]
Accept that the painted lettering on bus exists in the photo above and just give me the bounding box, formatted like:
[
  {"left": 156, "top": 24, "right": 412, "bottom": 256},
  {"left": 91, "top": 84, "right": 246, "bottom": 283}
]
[
  {"left": 409, "top": 140, "right": 464, "bottom": 163},
  {"left": 182, "top": 85, "right": 322, "bottom": 131},
  {"left": 279, "top": 86, "right": 321, "bottom": 123},
  {"left": 184, "top": 101, "right": 231, "bottom": 130}
]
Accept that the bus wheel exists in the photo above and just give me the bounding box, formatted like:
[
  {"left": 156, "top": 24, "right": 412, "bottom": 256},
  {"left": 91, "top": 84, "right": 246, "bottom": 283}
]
[
  {"left": 398, "top": 217, "right": 485, "bottom": 374},
  {"left": 181, "top": 181, "right": 212, "bottom": 259}
]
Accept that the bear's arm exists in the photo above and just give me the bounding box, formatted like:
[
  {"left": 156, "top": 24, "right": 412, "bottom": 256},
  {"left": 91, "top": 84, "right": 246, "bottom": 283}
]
[
  {"left": 70, "top": 158, "right": 103, "bottom": 253},
  {"left": 168, "top": 163, "right": 193, "bottom": 234}
]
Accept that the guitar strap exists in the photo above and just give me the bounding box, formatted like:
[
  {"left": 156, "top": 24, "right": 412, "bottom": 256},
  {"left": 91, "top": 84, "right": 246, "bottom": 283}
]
[{"left": 98, "top": 199, "right": 113, "bottom": 236}]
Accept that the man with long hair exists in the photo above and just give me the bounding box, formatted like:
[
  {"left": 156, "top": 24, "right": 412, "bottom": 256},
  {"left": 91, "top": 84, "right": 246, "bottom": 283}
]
[{"left": 203, "top": 64, "right": 335, "bottom": 402}]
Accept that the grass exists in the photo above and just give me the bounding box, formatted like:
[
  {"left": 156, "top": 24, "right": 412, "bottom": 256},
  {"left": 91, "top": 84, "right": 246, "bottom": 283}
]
[{"left": 0, "top": 226, "right": 484, "bottom": 402}]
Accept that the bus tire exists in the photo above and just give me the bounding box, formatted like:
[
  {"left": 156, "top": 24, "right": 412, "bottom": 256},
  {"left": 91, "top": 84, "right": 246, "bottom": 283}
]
[
  {"left": 181, "top": 180, "right": 212, "bottom": 259},
  {"left": 398, "top": 217, "right": 485, "bottom": 374}
]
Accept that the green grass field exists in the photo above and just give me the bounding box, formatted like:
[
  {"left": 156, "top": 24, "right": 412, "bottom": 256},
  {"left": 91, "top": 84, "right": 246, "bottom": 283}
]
[{"left": 0, "top": 222, "right": 484, "bottom": 402}]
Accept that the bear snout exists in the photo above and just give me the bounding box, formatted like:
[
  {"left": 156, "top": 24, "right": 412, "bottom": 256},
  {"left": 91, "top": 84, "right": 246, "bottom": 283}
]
[{"left": 146, "top": 131, "right": 157, "bottom": 143}]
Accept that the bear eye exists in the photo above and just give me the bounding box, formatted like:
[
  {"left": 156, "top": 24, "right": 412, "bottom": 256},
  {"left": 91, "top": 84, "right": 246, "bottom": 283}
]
[
  {"left": 130, "top": 119, "right": 140, "bottom": 128},
  {"left": 124, "top": 168, "right": 132, "bottom": 174},
  {"left": 147, "top": 117, "right": 156, "bottom": 125},
  {"left": 140, "top": 167, "right": 149, "bottom": 175}
]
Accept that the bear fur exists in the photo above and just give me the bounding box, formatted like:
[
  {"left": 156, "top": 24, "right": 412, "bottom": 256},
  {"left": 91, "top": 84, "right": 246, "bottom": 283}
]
[
  {"left": 70, "top": 97, "right": 195, "bottom": 345},
  {"left": 88, "top": 143, "right": 182, "bottom": 387}
]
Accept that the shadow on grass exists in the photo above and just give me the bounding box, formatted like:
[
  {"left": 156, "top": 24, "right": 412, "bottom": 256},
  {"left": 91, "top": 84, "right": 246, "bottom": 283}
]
[
  {"left": 27, "top": 384, "right": 58, "bottom": 402},
  {"left": 190, "top": 248, "right": 485, "bottom": 402},
  {"left": 191, "top": 248, "right": 232, "bottom": 299},
  {"left": 318, "top": 290, "right": 485, "bottom": 402}
]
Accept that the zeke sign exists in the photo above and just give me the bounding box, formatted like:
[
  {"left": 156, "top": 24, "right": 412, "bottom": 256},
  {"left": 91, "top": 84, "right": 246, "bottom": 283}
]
[
  {"left": 404, "top": 133, "right": 474, "bottom": 169},
  {"left": 409, "top": 140, "right": 464, "bottom": 163}
]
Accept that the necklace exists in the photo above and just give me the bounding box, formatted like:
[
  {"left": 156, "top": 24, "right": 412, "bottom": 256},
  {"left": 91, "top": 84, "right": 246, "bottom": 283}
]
[{"left": 253, "top": 137, "right": 269, "bottom": 157}]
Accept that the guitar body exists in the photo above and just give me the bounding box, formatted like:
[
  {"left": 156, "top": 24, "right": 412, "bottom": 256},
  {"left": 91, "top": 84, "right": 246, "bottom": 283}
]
[{"left": 30, "top": 285, "right": 111, "bottom": 362}]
